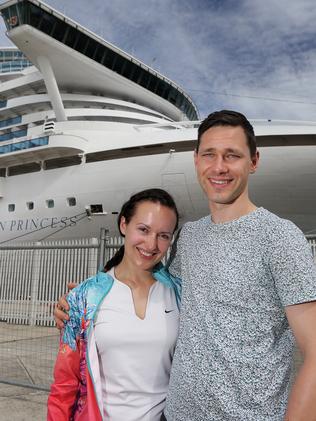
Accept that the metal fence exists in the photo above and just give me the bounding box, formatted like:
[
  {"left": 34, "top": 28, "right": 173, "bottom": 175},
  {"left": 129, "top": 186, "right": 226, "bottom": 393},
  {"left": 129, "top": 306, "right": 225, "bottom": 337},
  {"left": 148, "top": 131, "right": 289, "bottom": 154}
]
[
  {"left": 307, "top": 236, "right": 316, "bottom": 260},
  {"left": 0, "top": 231, "right": 123, "bottom": 391},
  {"left": 0, "top": 234, "right": 315, "bottom": 392}
]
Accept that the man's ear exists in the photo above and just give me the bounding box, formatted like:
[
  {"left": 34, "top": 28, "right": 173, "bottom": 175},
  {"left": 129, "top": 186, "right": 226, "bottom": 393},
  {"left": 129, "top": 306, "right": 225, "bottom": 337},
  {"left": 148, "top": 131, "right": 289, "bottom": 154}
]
[
  {"left": 250, "top": 150, "right": 260, "bottom": 174},
  {"left": 194, "top": 150, "right": 198, "bottom": 168}
]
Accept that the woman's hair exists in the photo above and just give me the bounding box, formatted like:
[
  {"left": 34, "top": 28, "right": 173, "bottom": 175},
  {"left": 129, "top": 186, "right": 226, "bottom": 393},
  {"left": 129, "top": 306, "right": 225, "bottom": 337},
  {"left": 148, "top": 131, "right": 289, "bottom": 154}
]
[{"left": 103, "top": 188, "right": 179, "bottom": 272}]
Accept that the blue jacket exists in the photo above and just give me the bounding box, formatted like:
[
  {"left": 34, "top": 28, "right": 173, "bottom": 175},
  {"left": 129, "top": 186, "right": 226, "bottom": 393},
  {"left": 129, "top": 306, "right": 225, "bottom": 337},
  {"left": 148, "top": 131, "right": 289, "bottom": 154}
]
[{"left": 48, "top": 264, "right": 181, "bottom": 420}]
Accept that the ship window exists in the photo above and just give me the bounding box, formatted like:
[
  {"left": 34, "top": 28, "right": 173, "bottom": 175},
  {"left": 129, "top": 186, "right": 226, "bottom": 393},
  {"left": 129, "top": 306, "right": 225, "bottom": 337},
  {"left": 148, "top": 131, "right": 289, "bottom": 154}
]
[
  {"left": 0, "top": 168, "right": 5, "bottom": 177},
  {"left": 0, "top": 116, "right": 22, "bottom": 129},
  {"left": 139, "top": 71, "right": 150, "bottom": 88},
  {"left": 122, "top": 60, "right": 137, "bottom": 78},
  {"left": 103, "top": 49, "right": 116, "bottom": 69},
  {"left": 113, "top": 55, "right": 125, "bottom": 73},
  {"left": 27, "top": 201, "right": 34, "bottom": 210},
  {"left": 46, "top": 199, "right": 54, "bottom": 208},
  {"left": 148, "top": 75, "right": 158, "bottom": 92},
  {"left": 0, "top": 137, "right": 48, "bottom": 155},
  {"left": 0, "top": 128, "right": 27, "bottom": 143},
  {"left": 65, "top": 26, "right": 78, "bottom": 49},
  {"left": 39, "top": 10, "right": 55, "bottom": 36},
  {"left": 44, "top": 155, "right": 82, "bottom": 170},
  {"left": 76, "top": 33, "right": 89, "bottom": 54},
  {"left": 90, "top": 204, "right": 103, "bottom": 214},
  {"left": 29, "top": 4, "right": 42, "bottom": 28},
  {"left": 8, "top": 204, "right": 15, "bottom": 212},
  {"left": 67, "top": 197, "right": 76, "bottom": 207},
  {"left": 156, "top": 80, "right": 166, "bottom": 97},
  {"left": 86, "top": 39, "right": 99, "bottom": 60},
  {"left": 95, "top": 46, "right": 105, "bottom": 63},
  {"left": 8, "top": 162, "right": 41, "bottom": 176},
  {"left": 52, "top": 19, "right": 66, "bottom": 42}
]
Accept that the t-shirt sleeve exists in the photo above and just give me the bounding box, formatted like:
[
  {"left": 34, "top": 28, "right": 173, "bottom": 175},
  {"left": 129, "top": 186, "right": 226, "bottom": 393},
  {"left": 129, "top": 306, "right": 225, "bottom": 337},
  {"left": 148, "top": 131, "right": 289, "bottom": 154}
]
[
  {"left": 269, "top": 221, "right": 316, "bottom": 307},
  {"left": 167, "top": 227, "right": 184, "bottom": 279}
]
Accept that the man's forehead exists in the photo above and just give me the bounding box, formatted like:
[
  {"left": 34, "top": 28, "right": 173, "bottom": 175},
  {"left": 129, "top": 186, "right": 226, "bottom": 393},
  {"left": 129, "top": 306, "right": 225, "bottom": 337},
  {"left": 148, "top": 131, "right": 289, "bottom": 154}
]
[
  {"left": 199, "top": 125, "right": 248, "bottom": 148},
  {"left": 199, "top": 145, "right": 242, "bottom": 153}
]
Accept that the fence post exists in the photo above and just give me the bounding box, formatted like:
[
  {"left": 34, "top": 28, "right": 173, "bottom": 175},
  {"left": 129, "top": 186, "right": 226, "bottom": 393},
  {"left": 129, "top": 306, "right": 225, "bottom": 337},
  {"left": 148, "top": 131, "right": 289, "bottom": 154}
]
[
  {"left": 87, "top": 237, "right": 99, "bottom": 277},
  {"left": 29, "top": 242, "right": 41, "bottom": 326},
  {"left": 98, "top": 228, "right": 109, "bottom": 270}
]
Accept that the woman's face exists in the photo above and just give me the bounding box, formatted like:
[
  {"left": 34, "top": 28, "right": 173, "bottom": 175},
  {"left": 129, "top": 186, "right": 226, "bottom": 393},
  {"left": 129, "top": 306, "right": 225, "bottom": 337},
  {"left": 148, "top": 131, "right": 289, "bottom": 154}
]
[{"left": 120, "top": 201, "right": 177, "bottom": 271}]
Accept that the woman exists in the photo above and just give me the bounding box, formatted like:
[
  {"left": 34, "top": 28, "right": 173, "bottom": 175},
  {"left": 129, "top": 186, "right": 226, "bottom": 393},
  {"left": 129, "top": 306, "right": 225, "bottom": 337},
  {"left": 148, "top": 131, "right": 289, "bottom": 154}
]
[{"left": 47, "top": 188, "right": 181, "bottom": 421}]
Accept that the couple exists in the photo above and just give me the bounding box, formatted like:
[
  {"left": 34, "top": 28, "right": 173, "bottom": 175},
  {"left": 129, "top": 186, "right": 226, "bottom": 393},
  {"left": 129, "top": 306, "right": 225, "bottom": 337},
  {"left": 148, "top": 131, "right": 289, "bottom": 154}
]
[{"left": 48, "top": 110, "right": 316, "bottom": 421}]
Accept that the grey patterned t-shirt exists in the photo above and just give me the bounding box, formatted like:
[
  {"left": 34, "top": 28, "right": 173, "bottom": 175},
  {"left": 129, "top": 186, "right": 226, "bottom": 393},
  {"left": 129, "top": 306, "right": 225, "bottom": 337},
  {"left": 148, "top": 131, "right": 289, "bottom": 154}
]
[{"left": 165, "top": 208, "right": 316, "bottom": 421}]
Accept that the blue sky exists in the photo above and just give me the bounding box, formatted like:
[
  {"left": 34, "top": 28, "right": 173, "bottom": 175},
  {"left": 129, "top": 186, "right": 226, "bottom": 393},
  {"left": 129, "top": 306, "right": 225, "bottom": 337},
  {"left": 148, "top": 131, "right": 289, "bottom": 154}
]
[{"left": 1, "top": 0, "right": 316, "bottom": 121}]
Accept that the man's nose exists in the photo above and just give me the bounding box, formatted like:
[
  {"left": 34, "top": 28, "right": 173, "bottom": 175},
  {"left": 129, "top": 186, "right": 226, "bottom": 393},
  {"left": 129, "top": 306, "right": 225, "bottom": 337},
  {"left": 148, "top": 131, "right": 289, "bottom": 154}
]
[{"left": 213, "top": 156, "right": 228, "bottom": 173}]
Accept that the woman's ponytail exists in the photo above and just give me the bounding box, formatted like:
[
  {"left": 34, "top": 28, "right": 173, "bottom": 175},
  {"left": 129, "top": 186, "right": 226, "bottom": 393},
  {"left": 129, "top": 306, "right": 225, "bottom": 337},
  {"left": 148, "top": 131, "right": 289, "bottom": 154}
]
[{"left": 103, "top": 245, "right": 125, "bottom": 272}]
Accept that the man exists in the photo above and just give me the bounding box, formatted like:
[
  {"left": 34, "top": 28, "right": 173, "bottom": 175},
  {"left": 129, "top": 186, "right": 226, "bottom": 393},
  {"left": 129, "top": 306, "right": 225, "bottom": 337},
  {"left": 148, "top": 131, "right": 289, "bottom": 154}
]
[
  {"left": 162, "top": 110, "right": 316, "bottom": 421},
  {"left": 55, "top": 110, "right": 316, "bottom": 420}
]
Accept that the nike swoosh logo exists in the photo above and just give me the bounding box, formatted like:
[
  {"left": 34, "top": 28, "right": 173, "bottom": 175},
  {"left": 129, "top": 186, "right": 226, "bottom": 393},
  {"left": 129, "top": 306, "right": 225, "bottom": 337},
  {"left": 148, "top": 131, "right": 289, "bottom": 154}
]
[{"left": 165, "top": 310, "right": 174, "bottom": 313}]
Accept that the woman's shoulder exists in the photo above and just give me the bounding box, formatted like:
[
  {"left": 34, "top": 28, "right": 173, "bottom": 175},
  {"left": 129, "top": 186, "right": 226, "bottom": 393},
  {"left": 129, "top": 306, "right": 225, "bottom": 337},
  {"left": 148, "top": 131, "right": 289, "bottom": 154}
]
[{"left": 67, "top": 271, "right": 114, "bottom": 309}]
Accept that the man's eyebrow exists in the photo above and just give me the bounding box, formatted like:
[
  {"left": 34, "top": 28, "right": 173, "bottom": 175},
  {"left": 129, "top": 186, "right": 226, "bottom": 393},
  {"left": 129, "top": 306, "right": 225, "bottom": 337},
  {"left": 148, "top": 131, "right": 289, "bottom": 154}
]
[
  {"left": 200, "top": 147, "right": 242, "bottom": 154},
  {"left": 225, "top": 148, "right": 243, "bottom": 154}
]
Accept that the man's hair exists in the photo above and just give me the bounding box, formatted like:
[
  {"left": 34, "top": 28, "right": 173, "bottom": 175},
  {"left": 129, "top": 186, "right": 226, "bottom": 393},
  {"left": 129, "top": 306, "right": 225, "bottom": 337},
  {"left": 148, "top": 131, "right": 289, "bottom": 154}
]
[{"left": 196, "top": 110, "right": 257, "bottom": 157}]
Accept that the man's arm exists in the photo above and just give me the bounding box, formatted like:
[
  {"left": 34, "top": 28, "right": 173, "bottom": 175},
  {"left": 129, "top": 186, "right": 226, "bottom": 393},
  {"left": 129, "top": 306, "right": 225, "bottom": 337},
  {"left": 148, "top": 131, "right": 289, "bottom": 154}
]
[
  {"left": 54, "top": 282, "right": 77, "bottom": 328},
  {"left": 284, "top": 301, "right": 316, "bottom": 421}
]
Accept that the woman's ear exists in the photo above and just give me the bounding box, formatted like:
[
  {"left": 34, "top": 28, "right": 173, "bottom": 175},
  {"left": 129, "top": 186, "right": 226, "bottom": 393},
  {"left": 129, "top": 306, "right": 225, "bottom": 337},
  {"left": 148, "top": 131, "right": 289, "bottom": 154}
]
[{"left": 119, "top": 216, "right": 127, "bottom": 236}]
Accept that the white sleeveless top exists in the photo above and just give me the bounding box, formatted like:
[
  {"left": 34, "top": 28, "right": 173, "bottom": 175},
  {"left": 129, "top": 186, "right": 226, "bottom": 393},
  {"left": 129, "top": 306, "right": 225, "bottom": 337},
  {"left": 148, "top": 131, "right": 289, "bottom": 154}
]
[{"left": 94, "top": 267, "right": 179, "bottom": 421}]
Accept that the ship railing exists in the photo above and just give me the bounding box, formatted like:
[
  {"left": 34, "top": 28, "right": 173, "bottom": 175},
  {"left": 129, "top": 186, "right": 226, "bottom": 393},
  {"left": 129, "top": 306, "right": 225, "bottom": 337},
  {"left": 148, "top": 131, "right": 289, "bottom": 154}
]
[{"left": 134, "top": 120, "right": 201, "bottom": 131}]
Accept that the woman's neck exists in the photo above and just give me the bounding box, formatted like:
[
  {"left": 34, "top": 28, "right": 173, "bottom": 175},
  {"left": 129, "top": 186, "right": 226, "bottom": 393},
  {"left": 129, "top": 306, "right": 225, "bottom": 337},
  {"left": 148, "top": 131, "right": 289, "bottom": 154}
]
[{"left": 114, "top": 259, "right": 155, "bottom": 289}]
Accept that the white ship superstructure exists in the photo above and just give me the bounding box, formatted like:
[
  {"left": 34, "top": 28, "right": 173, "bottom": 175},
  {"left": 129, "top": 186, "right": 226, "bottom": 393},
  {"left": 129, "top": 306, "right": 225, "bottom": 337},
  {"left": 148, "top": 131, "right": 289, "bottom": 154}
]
[{"left": 0, "top": 0, "right": 315, "bottom": 243}]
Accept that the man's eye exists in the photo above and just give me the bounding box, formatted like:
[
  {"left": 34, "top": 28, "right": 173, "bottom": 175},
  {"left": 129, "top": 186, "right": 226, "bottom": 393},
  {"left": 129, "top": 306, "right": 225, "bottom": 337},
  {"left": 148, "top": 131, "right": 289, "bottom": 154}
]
[{"left": 226, "top": 154, "right": 239, "bottom": 159}]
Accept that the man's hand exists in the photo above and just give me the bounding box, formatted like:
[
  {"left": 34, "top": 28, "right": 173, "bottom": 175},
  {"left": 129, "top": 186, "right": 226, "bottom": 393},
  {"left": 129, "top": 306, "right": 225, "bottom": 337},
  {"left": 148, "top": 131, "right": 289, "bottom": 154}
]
[{"left": 54, "top": 282, "right": 77, "bottom": 329}]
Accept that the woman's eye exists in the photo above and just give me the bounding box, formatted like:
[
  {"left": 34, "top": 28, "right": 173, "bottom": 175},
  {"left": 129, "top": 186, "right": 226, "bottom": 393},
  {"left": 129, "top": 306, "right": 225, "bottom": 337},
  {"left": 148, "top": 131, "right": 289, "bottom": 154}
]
[
  {"left": 159, "top": 234, "right": 171, "bottom": 241},
  {"left": 138, "top": 227, "right": 148, "bottom": 233}
]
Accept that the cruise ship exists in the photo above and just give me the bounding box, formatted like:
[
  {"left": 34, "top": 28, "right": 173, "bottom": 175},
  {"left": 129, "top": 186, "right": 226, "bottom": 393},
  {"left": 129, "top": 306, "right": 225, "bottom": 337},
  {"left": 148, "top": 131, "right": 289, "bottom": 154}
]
[{"left": 0, "top": 0, "right": 315, "bottom": 244}]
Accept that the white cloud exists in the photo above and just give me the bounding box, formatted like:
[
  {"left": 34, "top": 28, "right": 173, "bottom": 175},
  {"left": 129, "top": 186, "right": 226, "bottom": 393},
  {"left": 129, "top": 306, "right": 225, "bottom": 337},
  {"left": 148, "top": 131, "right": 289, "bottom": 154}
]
[{"left": 1, "top": 0, "right": 316, "bottom": 120}]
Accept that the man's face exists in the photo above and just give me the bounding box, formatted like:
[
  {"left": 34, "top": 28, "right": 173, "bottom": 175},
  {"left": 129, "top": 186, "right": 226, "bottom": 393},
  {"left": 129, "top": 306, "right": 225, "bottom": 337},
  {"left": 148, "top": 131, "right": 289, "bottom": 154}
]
[{"left": 194, "top": 125, "right": 259, "bottom": 208}]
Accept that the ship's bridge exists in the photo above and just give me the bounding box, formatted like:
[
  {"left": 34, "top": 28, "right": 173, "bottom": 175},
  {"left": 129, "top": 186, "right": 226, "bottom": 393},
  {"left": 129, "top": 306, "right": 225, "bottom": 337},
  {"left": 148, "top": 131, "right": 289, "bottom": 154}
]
[{"left": 0, "top": 0, "right": 198, "bottom": 122}]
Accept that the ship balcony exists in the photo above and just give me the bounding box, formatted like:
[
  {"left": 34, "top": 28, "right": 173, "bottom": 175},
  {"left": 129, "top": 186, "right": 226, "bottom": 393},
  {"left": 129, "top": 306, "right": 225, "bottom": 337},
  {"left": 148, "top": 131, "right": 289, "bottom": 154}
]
[{"left": 0, "top": 132, "right": 88, "bottom": 167}]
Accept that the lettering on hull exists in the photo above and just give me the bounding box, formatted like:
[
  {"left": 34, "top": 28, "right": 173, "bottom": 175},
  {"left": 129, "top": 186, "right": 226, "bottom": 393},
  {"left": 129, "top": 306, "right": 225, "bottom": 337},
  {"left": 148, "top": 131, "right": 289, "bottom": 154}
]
[{"left": 0, "top": 216, "right": 78, "bottom": 232}]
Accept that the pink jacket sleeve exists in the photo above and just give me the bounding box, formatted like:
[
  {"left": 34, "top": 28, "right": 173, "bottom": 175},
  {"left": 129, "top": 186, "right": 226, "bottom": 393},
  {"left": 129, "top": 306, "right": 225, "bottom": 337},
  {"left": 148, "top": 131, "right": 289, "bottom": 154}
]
[{"left": 47, "top": 339, "right": 80, "bottom": 420}]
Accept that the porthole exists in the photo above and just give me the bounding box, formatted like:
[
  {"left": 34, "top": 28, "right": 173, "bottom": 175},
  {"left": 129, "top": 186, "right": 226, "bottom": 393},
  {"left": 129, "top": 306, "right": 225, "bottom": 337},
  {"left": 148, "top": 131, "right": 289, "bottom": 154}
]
[
  {"left": 67, "top": 197, "right": 76, "bottom": 207},
  {"left": 27, "top": 201, "right": 34, "bottom": 210},
  {"left": 8, "top": 203, "right": 15, "bottom": 212},
  {"left": 46, "top": 199, "right": 54, "bottom": 208}
]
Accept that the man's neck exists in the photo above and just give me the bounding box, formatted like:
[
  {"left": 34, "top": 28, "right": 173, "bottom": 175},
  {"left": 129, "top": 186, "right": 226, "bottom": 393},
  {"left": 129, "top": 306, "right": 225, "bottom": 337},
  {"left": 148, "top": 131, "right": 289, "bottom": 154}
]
[{"left": 209, "top": 199, "right": 257, "bottom": 224}]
